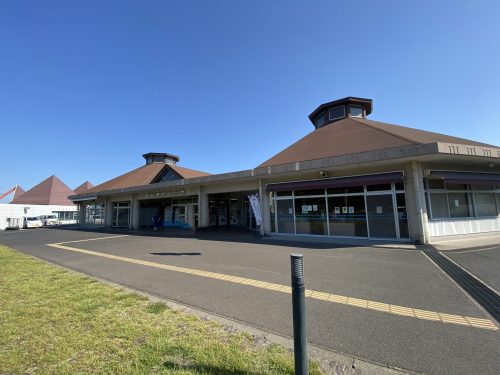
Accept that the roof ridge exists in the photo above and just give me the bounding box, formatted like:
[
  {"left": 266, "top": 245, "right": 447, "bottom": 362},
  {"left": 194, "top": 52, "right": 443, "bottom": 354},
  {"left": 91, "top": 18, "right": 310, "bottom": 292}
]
[{"left": 350, "top": 117, "right": 420, "bottom": 145}]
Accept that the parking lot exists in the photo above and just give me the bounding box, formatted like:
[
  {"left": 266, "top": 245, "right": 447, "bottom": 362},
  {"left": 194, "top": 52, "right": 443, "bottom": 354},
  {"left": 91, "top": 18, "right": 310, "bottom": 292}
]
[{"left": 1, "top": 228, "right": 499, "bottom": 375}]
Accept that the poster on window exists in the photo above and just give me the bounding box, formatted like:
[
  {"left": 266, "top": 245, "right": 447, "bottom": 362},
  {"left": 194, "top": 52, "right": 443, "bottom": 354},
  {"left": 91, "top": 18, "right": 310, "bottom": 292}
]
[
  {"left": 335, "top": 207, "right": 340, "bottom": 214},
  {"left": 342, "top": 207, "right": 348, "bottom": 214},
  {"left": 348, "top": 206, "right": 354, "bottom": 214}
]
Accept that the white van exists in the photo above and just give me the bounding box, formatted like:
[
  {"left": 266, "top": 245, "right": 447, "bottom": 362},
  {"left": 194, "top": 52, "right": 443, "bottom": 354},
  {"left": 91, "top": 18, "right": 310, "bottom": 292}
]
[
  {"left": 40, "top": 214, "right": 58, "bottom": 226},
  {"left": 23, "top": 216, "right": 42, "bottom": 229}
]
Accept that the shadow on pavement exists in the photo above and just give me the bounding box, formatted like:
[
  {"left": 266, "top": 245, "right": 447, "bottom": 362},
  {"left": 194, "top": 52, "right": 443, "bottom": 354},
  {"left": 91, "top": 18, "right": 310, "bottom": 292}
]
[{"left": 45, "top": 225, "right": 411, "bottom": 250}]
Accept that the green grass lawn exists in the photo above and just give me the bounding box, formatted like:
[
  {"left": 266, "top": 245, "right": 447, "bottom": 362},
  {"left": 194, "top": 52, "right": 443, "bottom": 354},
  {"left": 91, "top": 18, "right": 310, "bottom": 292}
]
[{"left": 0, "top": 245, "right": 323, "bottom": 374}]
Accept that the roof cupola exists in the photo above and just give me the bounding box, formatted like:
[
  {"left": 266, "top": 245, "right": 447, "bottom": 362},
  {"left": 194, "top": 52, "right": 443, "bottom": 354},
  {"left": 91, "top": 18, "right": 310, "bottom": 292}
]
[
  {"left": 309, "top": 97, "right": 373, "bottom": 129},
  {"left": 143, "top": 152, "right": 180, "bottom": 165}
]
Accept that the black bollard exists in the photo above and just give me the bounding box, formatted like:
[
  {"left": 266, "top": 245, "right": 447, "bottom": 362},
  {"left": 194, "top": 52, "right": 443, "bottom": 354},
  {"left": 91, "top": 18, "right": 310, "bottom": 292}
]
[{"left": 290, "top": 253, "right": 308, "bottom": 375}]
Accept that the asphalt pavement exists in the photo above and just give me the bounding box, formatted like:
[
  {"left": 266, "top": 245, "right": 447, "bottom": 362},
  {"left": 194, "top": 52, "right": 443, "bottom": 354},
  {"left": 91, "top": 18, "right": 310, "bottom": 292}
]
[{"left": 1, "top": 228, "right": 499, "bottom": 375}]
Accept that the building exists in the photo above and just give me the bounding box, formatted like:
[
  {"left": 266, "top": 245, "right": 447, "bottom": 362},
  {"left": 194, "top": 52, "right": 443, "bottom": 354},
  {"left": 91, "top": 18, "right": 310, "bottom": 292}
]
[
  {"left": 0, "top": 176, "right": 91, "bottom": 229},
  {"left": 70, "top": 97, "right": 500, "bottom": 243}
]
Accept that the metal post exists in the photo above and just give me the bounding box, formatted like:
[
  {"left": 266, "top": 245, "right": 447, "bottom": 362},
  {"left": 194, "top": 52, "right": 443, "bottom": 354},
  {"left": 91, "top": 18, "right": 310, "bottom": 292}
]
[{"left": 290, "top": 253, "right": 308, "bottom": 375}]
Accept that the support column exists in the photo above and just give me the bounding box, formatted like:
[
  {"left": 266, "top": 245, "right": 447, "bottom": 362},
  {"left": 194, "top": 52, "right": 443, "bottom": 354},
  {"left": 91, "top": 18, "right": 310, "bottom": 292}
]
[
  {"left": 78, "top": 203, "right": 86, "bottom": 227},
  {"left": 105, "top": 198, "right": 113, "bottom": 227},
  {"left": 198, "top": 186, "right": 209, "bottom": 228},
  {"left": 407, "top": 161, "right": 430, "bottom": 244},
  {"left": 131, "top": 197, "right": 140, "bottom": 229},
  {"left": 187, "top": 204, "right": 195, "bottom": 229}
]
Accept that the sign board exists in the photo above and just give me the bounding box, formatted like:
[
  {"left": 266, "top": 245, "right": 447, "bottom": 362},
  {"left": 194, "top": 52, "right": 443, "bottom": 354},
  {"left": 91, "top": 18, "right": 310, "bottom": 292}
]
[
  {"left": 348, "top": 206, "right": 354, "bottom": 214},
  {"left": 248, "top": 193, "right": 263, "bottom": 226}
]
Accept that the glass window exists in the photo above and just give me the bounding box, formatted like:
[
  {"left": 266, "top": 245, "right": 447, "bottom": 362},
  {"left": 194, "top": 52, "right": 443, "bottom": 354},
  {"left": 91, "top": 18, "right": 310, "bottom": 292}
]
[
  {"left": 315, "top": 112, "right": 326, "bottom": 127},
  {"left": 448, "top": 192, "right": 472, "bottom": 218},
  {"left": 427, "top": 179, "right": 445, "bottom": 190},
  {"left": 294, "top": 189, "right": 325, "bottom": 196},
  {"left": 429, "top": 193, "right": 449, "bottom": 218},
  {"left": 446, "top": 183, "right": 467, "bottom": 191},
  {"left": 471, "top": 184, "right": 494, "bottom": 191},
  {"left": 270, "top": 197, "right": 276, "bottom": 233},
  {"left": 276, "top": 200, "right": 294, "bottom": 234},
  {"left": 113, "top": 202, "right": 130, "bottom": 227},
  {"left": 294, "top": 197, "right": 327, "bottom": 235},
  {"left": 474, "top": 193, "right": 498, "bottom": 217},
  {"left": 366, "top": 195, "right": 397, "bottom": 238},
  {"left": 327, "top": 186, "right": 363, "bottom": 195},
  {"left": 276, "top": 191, "right": 292, "bottom": 197},
  {"left": 396, "top": 193, "right": 409, "bottom": 238},
  {"left": 394, "top": 182, "right": 405, "bottom": 191},
  {"left": 329, "top": 106, "right": 345, "bottom": 120},
  {"left": 349, "top": 106, "right": 363, "bottom": 117},
  {"left": 366, "top": 184, "right": 392, "bottom": 192},
  {"left": 328, "top": 195, "right": 367, "bottom": 237}
]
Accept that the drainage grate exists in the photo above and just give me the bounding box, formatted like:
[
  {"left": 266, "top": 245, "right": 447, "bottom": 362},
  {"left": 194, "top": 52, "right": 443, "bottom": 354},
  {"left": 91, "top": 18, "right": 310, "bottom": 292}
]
[{"left": 423, "top": 246, "right": 500, "bottom": 324}]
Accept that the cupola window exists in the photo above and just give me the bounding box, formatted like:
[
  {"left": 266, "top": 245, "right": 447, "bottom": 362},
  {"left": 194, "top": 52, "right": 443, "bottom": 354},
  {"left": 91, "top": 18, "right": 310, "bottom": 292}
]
[
  {"left": 349, "top": 105, "right": 364, "bottom": 117},
  {"left": 329, "top": 106, "right": 345, "bottom": 121}
]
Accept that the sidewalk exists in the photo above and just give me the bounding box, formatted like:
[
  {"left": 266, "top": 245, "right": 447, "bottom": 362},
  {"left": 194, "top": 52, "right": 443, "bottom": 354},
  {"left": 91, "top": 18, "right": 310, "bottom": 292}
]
[{"left": 431, "top": 233, "right": 500, "bottom": 251}]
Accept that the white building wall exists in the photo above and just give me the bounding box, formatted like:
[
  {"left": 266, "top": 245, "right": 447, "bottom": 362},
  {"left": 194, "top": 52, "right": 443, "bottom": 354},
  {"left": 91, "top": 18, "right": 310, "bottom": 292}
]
[
  {"left": 0, "top": 204, "right": 77, "bottom": 230},
  {"left": 428, "top": 217, "right": 500, "bottom": 238}
]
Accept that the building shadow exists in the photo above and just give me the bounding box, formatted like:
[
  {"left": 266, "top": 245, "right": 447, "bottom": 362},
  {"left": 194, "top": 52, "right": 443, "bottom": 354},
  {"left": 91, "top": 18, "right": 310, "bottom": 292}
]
[
  {"left": 45, "top": 225, "right": 414, "bottom": 250},
  {"left": 150, "top": 252, "right": 201, "bottom": 256}
]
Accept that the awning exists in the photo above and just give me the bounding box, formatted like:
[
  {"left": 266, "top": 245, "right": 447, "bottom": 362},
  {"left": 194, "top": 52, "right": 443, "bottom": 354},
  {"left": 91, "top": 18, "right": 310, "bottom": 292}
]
[
  {"left": 430, "top": 171, "right": 500, "bottom": 185},
  {"left": 70, "top": 195, "right": 97, "bottom": 202},
  {"left": 266, "top": 171, "right": 403, "bottom": 192}
]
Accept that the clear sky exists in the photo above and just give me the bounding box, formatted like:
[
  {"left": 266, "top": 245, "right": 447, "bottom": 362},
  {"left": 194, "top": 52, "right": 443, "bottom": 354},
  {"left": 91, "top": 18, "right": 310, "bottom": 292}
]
[{"left": 1, "top": 0, "right": 499, "bottom": 201}]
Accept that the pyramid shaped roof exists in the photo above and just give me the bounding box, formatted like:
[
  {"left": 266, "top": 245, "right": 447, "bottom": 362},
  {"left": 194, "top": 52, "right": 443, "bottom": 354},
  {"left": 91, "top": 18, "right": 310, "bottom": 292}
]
[
  {"left": 11, "top": 175, "right": 75, "bottom": 206},
  {"left": 258, "top": 117, "right": 497, "bottom": 167},
  {"left": 74, "top": 181, "right": 94, "bottom": 194},
  {"left": 12, "top": 185, "right": 25, "bottom": 201}
]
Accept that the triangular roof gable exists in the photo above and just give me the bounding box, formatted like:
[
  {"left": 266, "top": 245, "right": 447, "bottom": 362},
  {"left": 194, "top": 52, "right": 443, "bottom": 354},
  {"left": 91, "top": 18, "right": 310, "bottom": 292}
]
[
  {"left": 74, "top": 181, "right": 94, "bottom": 194},
  {"left": 85, "top": 163, "right": 212, "bottom": 194},
  {"left": 11, "top": 176, "right": 75, "bottom": 206},
  {"left": 258, "top": 117, "right": 497, "bottom": 168}
]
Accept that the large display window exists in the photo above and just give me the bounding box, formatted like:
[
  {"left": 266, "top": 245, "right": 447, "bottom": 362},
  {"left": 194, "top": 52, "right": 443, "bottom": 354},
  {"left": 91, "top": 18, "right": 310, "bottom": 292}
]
[{"left": 270, "top": 181, "right": 408, "bottom": 240}]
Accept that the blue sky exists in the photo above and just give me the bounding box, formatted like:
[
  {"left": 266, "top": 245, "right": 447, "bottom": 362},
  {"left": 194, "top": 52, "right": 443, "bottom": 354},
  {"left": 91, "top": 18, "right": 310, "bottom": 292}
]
[{"left": 1, "top": 0, "right": 499, "bottom": 201}]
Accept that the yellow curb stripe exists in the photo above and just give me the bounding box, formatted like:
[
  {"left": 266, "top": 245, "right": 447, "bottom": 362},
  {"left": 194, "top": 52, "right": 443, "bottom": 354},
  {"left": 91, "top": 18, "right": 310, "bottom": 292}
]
[
  {"left": 55, "top": 235, "right": 130, "bottom": 244},
  {"left": 47, "top": 240, "right": 498, "bottom": 331}
]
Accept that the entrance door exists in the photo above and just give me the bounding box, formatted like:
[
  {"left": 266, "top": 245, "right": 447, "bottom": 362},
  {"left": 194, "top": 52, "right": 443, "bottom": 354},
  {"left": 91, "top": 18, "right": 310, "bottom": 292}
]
[
  {"left": 366, "top": 195, "right": 396, "bottom": 238},
  {"left": 173, "top": 205, "right": 187, "bottom": 226}
]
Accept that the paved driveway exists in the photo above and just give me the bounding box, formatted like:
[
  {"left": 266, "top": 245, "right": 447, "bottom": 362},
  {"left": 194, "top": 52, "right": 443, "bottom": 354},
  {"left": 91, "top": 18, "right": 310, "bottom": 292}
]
[{"left": 1, "top": 228, "right": 499, "bottom": 375}]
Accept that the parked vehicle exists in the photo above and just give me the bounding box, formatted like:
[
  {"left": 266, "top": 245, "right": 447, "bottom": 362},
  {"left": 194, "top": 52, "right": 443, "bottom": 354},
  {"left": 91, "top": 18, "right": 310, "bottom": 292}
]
[
  {"left": 23, "top": 216, "right": 42, "bottom": 229},
  {"left": 39, "top": 214, "right": 58, "bottom": 226}
]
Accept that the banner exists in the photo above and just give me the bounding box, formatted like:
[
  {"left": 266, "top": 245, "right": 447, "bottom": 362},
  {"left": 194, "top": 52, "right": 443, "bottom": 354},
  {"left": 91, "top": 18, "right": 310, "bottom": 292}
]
[{"left": 248, "top": 193, "right": 263, "bottom": 226}]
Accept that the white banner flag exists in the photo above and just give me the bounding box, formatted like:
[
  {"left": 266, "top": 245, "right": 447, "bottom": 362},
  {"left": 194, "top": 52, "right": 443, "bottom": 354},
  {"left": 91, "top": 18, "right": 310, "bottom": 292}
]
[{"left": 248, "top": 193, "right": 263, "bottom": 226}]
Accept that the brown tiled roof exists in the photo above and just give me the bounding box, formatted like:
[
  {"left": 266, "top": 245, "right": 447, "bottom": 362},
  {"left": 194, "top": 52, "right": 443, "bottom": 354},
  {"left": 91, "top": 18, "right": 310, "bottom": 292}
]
[
  {"left": 12, "top": 185, "right": 25, "bottom": 201},
  {"left": 11, "top": 176, "right": 75, "bottom": 206},
  {"left": 170, "top": 165, "right": 211, "bottom": 179},
  {"left": 74, "top": 181, "right": 94, "bottom": 194},
  {"left": 85, "top": 163, "right": 211, "bottom": 194},
  {"left": 86, "top": 163, "right": 166, "bottom": 194},
  {"left": 258, "top": 117, "right": 497, "bottom": 167}
]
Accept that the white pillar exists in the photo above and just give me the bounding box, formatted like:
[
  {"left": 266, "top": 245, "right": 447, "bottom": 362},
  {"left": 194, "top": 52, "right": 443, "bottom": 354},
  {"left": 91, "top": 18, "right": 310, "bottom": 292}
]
[
  {"left": 407, "top": 161, "right": 430, "bottom": 244},
  {"left": 131, "top": 197, "right": 140, "bottom": 229},
  {"left": 187, "top": 204, "right": 195, "bottom": 229},
  {"left": 198, "top": 186, "right": 209, "bottom": 227}
]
